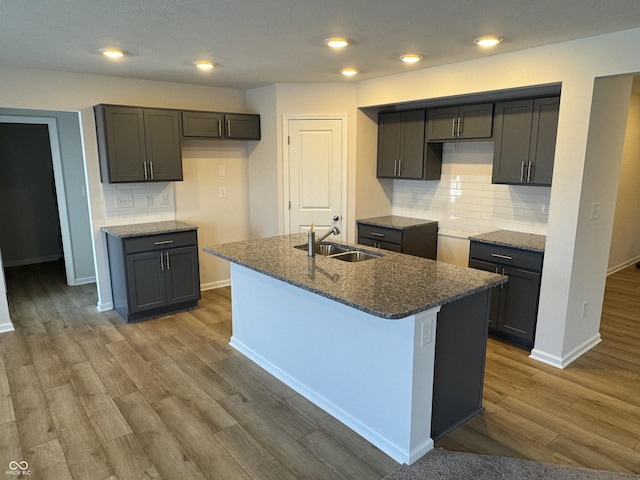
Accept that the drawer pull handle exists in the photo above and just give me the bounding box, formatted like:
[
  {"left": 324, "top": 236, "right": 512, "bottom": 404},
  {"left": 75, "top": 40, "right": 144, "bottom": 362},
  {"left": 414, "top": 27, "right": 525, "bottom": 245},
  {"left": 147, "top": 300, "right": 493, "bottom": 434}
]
[
  {"left": 491, "top": 253, "right": 512, "bottom": 260},
  {"left": 154, "top": 240, "right": 174, "bottom": 245},
  {"left": 370, "top": 232, "right": 385, "bottom": 237}
]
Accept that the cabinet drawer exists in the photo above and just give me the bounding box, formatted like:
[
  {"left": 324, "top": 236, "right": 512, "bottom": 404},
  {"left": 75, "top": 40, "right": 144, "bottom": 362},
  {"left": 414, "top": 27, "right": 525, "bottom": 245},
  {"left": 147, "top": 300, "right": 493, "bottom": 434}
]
[
  {"left": 358, "top": 237, "right": 402, "bottom": 252},
  {"left": 124, "top": 231, "right": 197, "bottom": 254},
  {"left": 469, "top": 241, "right": 542, "bottom": 272},
  {"left": 357, "top": 224, "right": 403, "bottom": 245}
]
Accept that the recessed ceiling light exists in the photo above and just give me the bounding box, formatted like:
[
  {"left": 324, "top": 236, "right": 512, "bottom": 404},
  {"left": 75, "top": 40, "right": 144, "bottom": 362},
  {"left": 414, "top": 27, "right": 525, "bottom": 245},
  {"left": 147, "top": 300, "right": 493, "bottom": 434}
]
[
  {"left": 474, "top": 36, "right": 503, "bottom": 47},
  {"left": 341, "top": 67, "right": 359, "bottom": 76},
  {"left": 325, "top": 37, "right": 352, "bottom": 48},
  {"left": 194, "top": 61, "right": 216, "bottom": 71},
  {"left": 400, "top": 54, "right": 423, "bottom": 64},
  {"left": 100, "top": 48, "right": 128, "bottom": 58}
]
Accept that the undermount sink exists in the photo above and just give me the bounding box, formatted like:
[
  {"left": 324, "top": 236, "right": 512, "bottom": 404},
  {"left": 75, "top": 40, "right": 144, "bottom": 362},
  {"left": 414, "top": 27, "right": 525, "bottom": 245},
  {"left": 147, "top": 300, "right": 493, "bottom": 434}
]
[{"left": 294, "top": 242, "right": 383, "bottom": 262}]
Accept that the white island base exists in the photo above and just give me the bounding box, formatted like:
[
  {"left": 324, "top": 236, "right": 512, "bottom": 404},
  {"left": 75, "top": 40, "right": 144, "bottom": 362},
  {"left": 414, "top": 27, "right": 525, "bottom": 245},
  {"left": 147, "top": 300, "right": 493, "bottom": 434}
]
[{"left": 229, "top": 264, "right": 441, "bottom": 464}]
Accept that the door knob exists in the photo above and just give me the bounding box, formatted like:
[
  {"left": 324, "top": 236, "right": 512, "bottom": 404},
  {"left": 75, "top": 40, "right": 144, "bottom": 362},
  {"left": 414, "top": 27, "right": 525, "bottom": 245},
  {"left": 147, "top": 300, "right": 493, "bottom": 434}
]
[{"left": 333, "top": 215, "right": 340, "bottom": 221}]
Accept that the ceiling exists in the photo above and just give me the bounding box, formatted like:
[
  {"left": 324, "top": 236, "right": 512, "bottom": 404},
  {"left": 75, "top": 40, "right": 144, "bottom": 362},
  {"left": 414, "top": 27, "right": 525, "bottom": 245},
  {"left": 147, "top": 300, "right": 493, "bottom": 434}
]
[{"left": 2, "top": 0, "right": 640, "bottom": 90}]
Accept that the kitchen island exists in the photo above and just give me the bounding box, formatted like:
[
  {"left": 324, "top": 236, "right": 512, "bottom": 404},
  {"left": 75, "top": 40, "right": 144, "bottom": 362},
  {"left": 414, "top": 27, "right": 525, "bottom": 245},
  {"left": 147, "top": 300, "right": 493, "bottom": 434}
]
[{"left": 205, "top": 234, "right": 505, "bottom": 464}]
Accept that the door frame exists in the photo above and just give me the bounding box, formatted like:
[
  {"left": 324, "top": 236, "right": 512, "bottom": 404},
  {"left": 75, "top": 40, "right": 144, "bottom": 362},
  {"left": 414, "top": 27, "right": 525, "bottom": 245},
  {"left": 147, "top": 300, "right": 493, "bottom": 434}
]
[
  {"left": 282, "top": 114, "right": 349, "bottom": 237},
  {"left": 0, "top": 115, "right": 76, "bottom": 285}
]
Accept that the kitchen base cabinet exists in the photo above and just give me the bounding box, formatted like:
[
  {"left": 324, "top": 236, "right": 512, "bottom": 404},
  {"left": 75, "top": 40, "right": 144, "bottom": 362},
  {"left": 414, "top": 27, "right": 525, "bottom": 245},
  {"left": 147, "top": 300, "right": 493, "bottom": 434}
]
[
  {"left": 357, "top": 216, "right": 438, "bottom": 259},
  {"left": 468, "top": 241, "right": 543, "bottom": 349},
  {"left": 106, "top": 229, "right": 200, "bottom": 322}
]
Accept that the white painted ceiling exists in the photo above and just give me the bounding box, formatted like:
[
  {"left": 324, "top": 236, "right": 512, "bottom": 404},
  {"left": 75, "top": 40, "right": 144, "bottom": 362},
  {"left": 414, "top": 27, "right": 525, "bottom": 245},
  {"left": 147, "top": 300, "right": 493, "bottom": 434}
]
[{"left": 2, "top": 0, "right": 640, "bottom": 90}]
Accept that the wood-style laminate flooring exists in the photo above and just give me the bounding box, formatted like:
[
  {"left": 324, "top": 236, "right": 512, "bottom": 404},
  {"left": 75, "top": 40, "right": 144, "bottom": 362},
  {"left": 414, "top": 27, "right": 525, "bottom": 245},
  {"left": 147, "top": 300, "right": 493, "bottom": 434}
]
[{"left": 1, "top": 261, "right": 639, "bottom": 478}]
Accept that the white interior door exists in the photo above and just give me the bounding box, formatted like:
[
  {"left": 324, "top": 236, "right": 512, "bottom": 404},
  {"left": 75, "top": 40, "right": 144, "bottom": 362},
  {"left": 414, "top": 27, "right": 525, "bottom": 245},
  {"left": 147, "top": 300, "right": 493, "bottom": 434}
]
[{"left": 286, "top": 117, "right": 345, "bottom": 238}]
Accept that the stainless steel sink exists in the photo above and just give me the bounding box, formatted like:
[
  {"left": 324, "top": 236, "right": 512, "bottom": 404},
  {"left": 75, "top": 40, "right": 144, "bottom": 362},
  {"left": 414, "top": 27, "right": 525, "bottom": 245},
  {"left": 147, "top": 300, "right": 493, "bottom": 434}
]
[
  {"left": 328, "top": 251, "right": 382, "bottom": 262},
  {"left": 294, "top": 242, "right": 383, "bottom": 262}
]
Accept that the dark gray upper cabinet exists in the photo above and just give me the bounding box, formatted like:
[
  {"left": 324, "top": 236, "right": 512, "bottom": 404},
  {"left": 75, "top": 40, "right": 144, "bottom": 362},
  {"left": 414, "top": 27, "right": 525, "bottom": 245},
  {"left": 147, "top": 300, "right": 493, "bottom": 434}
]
[
  {"left": 377, "top": 110, "right": 442, "bottom": 180},
  {"left": 492, "top": 96, "right": 560, "bottom": 186},
  {"left": 95, "top": 105, "right": 182, "bottom": 183},
  {"left": 427, "top": 103, "right": 493, "bottom": 141},
  {"left": 181, "top": 111, "right": 261, "bottom": 140}
]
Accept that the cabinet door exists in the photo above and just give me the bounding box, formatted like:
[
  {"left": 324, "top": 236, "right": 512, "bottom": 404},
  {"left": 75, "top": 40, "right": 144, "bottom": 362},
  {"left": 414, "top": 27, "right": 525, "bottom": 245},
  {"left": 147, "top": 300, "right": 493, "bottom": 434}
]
[
  {"left": 143, "top": 109, "right": 183, "bottom": 181},
  {"left": 468, "top": 258, "right": 501, "bottom": 330},
  {"left": 427, "top": 107, "right": 458, "bottom": 141},
  {"left": 100, "top": 106, "right": 147, "bottom": 183},
  {"left": 224, "top": 114, "right": 261, "bottom": 140},
  {"left": 377, "top": 112, "right": 403, "bottom": 178},
  {"left": 399, "top": 110, "right": 426, "bottom": 179},
  {"left": 458, "top": 103, "right": 493, "bottom": 139},
  {"left": 182, "top": 111, "right": 223, "bottom": 138},
  {"left": 126, "top": 251, "right": 166, "bottom": 313},
  {"left": 492, "top": 99, "right": 533, "bottom": 184},
  {"left": 529, "top": 97, "right": 559, "bottom": 186},
  {"left": 500, "top": 266, "right": 540, "bottom": 348},
  {"left": 164, "top": 246, "right": 200, "bottom": 305}
]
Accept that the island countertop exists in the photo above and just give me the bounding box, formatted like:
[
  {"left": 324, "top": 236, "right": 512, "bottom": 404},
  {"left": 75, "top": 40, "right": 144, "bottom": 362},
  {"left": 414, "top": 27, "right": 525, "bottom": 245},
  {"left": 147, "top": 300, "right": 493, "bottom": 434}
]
[{"left": 205, "top": 234, "right": 506, "bottom": 320}]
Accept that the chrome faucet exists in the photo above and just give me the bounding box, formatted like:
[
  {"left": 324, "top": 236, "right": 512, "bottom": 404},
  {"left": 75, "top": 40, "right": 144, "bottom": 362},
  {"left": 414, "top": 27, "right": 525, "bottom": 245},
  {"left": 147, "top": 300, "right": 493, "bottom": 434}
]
[{"left": 308, "top": 226, "right": 341, "bottom": 257}]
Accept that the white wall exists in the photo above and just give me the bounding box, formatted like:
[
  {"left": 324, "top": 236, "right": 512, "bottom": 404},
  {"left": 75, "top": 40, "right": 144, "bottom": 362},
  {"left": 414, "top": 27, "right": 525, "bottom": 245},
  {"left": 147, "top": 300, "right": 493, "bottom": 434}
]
[
  {"left": 609, "top": 92, "right": 640, "bottom": 272},
  {"left": 0, "top": 65, "right": 248, "bottom": 310}
]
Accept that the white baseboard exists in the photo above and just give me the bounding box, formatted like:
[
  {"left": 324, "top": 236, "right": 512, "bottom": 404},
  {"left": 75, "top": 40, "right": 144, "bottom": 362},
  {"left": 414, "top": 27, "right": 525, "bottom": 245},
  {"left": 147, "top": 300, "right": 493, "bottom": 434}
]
[
  {"left": 201, "top": 279, "right": 231, "bottom": 291},
  {"left": 3, "top": 255, "right": 61, "bottom": 268},
  {"left": 97, "top": 301, "right": 113, "bottom": 312},
  {"left": 530, "top": 333, "right": 602, "bottom": 369},
  {"left": 74, "top": 276, "right": 96, "bottom": 286},
  {"left": 0, "top": 321, "right": 15, "bottom": 333},
  {"left": 607, "top": 256, "right": 640, "bottom": 275}
]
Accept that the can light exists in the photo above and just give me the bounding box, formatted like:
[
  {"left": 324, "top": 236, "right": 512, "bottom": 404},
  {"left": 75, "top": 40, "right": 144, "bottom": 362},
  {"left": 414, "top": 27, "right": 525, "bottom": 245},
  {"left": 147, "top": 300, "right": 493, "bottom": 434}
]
[
  {"left": 325, "top": 37, "right": 352, "bottom": 48},
  {"left": 100, "top": 48, "right": 128, "bottom": 58},
  {"left": 400, "top": 54, "right": 423, "bottom": 64},
  {"left": 474, "top": 36, "right": 503, "bottom": 48},
  {"left": 194, "top": 61, "right": 216, "bottom": 71},
  {"left": 341, "top": 67, "right": 359, "bottom": 77}
]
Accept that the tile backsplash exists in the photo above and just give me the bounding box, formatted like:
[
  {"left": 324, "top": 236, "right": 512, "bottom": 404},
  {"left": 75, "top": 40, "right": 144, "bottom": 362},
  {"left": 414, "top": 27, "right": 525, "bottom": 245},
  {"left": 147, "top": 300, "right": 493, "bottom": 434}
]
[
  {"left": 102, "top": 182, "right": 175, "bottom": 225},
  {"left": 392, "top": 142, "right": 551, "bottom": 238}
]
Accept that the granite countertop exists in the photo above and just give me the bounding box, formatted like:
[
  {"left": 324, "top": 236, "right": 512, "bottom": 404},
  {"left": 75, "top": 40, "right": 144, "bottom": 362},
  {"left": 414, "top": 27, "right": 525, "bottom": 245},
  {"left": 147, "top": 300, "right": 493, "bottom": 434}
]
[
  {"left": 205, "top": 234, "right": 505, "bottom": 320},
  {"left": 102, "top": 220, "right": 198, "bottom": 238},
  {"left": 356, "top": 215, "right": 438, "bottom": 230},
  {"left": 468, "top": 230, "right": 546, "bottom": 253}
]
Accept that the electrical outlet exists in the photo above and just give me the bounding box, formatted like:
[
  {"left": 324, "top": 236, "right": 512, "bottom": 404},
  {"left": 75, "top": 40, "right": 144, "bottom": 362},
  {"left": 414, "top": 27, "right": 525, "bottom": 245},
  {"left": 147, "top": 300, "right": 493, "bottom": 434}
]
[
  {"left": 590, "top": 202, "right": 601, "bottom": 221},
  {"left": 582, "top": 301, "right": 588, "bottom": 318},
  {"left": 115, "top": 195, "right": 134, "bottom": 209},
  {"left": 145, "top": 194, "right": 153, "bottom": 206},
  {"left": 420, "top": 318, "right": 433, "bottom": 347},
  {"left": 161, "top": 193, "right": 169, "bottom": 205},
  {"left": 541, "top": 204, "right": 549, "bottom": 215},
  {"left": 219, "top": 186, "right": 227, "bottom": 198},
  {"left": 219, "top": 165, "right": 226, "bottom": 177}
]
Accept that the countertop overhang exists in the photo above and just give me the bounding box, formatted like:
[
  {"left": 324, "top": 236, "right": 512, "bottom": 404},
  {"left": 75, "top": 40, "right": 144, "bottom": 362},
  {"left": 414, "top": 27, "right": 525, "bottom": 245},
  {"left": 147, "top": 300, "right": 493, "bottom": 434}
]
[{"left": 205, "top": 234, "right": 506, "bottom": 320}]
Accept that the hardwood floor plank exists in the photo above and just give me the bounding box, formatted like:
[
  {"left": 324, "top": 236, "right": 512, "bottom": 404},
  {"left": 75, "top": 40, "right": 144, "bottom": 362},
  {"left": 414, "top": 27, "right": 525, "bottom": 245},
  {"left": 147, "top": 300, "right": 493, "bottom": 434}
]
[
  {"left": 24, "top": 438, "right": 74, "bottom": 480},
  {"left": 78, "top": 336, "right": 138, "bottom": 398},
  {"left": 219, "top": 392, "right": 342, "bottom": 480},
  {"left": 215, "top": 424, "right": 298, "bottom": 480},
  {"left": 0, "top": 329, "right": 33, "bottom": 371},
  {"left": 45, "top": 330, "right": 88, "bottom": 367},
  {"left": 25, "top": 333, "right": 70, "bottom": 391},
  {"left": 153, "top": 395, "right": 252, "bottom": 480},
  {"left": 149, "top": 355, "right": 237, "bottom": 432},
  {"left": 0, "top": 355, "right": 15, "bottom": 424},
  {"left": 102, "top": 433, "right": 162, "bottom": 480},
  {"left": 114, "top": 391, "right": 208, "bottom": 480},
  {"left": 298, "top": 429, "right": 392, "bottom": 480},
  {"left": 0, "top": 422, "right": 23, "bottom": 476},
  {"left": 12, "top": 299, "right": 47, "bottom": 335},
  {"left": 6, "top": 363, "right": 57, "bottom": 449},
  {"left": 44, "top": 383, "right": 114, "bottom": 480},
  {"left": 106, "top": 340, "right": 172, "bottom": 403},
  {"left": 66, "top": 361, "right": 133, "bottom": 443}
]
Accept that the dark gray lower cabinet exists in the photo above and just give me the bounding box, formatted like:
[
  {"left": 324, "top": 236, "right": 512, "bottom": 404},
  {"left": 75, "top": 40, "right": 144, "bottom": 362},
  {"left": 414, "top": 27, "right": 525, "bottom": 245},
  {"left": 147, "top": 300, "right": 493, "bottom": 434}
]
[
  {"left": 357, "top": 221, "right": 438, "bottom": 259},
  {"left": 431, "top": 289, "right": 490, "bottom": 440},
  {"left": 106, "top": 230, "right": 200, "bottom": 322},
  {"left": 468, "top": 241, "right": 543, "bottom": 349}
]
